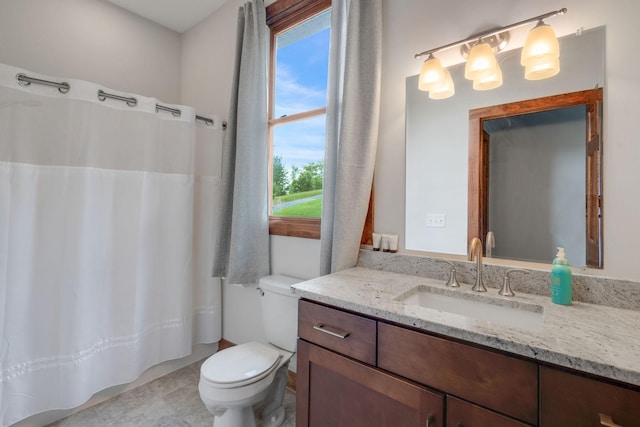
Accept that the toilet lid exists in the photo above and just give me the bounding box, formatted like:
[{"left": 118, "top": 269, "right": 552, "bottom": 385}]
[{"left": 201, "top": 342, "right": 282, "bottom": 386}]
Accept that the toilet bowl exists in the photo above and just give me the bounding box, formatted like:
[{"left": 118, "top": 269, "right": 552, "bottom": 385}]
[
  {"left": 198, "top": 275, "right": 301, "bottom": 427},
  {"left": 199, "top": 341, "right": 292, "bottom": 427}
]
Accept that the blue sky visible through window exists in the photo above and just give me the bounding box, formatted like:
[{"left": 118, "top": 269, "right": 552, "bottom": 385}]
[
  {"left": 274, "top": 23, "right": 330, "bottom": 171},
  {"left": 271, "top": 10, "right": 330, "bottom": 217},
  {"left": 274, "top": 26, "right": 330, "bottom": 119}
]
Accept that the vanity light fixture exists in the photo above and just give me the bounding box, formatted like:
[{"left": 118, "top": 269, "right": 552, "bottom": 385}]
[
  {"left": 415, "top": 8, "right": 567, "bottom": 99},
  {"left": 465, "top": 42, "right": 503, "bottom": 90},
  {"left": 473, "top": 65, "right": 503, "bottom": 91},
  {"left": 464, "top": 42, "right": 501, "bottom": 82},
  {"left": 418, "top": 54, "right": 447, "bottom": 91},
  {"left": 429, "top": 69, "right": 455, "bottom": 99},
  {"left": 521, "top": 20, "right": 561, "bottom": 80}
]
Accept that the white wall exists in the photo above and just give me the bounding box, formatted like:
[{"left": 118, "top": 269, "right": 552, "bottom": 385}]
[
  {"left": 180, "top": 0, "right": 243, "bottom": 119},
  {"left": 0, "top": 0, "right": 182, "bottom": 103}
]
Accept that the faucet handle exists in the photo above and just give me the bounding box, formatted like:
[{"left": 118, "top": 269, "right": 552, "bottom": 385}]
[
  {"left": 438, "top": 259, "right": 460, "bottom": 287},
  {"left": 499, "top": 269, "right": 529, "bottom": 296}
]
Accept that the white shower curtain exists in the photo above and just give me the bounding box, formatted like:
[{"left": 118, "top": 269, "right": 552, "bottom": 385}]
[{"left": 0, "top": 63, "right": 222, "bottom": 426}]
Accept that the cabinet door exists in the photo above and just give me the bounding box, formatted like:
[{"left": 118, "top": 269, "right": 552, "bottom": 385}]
[
  {"left": 378, "top": 322, "right": 538, "bottom": 425},
  {"left": 297, "top": 339, "right": 444, "bottom": 427},
  {"left": 540, "top": 366, "right": 640, "bottom": 427},
  {"left": 447, "top": 396, "right": 532, "bottom": 427}
]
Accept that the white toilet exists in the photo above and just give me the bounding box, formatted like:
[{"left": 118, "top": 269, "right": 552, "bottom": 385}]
[{"left": 199, "top": 274, "right": 301, "bottom": 427}]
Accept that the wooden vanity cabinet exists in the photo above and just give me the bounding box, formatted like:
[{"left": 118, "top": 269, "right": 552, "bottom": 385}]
[
  {"left": 297, "top": 300, "right": 444, "bottom": 426},
  {"left": 297, "top": 299, "right": 532, "bottom": 426},
  {"left": 297, "top": 299, "right": 640, "bottom": 426},
  {"left": 540, "top": 366, "right": 640, "bottom": 427}
]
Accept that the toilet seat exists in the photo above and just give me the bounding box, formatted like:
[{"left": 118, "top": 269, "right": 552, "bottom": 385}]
[{"left": 201, "top": 342, "right": 282, "bottom": 389}]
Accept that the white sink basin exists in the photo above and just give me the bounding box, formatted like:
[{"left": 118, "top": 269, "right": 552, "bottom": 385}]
[{"left": 395, "top": 285, "right": 544, "bottom": 331}]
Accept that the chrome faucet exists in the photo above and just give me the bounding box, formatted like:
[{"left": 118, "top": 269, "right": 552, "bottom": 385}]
[
  {"left": 438, "top": 259, "right": 460, "bottom": 288},
  {"left": 499, "top": 269, "right": 529, "bottom": 297},
  {"left": 468, "top": 237, "right": 487, "bottom": 292}
]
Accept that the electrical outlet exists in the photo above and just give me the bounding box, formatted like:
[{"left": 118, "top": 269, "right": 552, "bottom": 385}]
[{"left": 426, "top": 213, "right": 446, "bottom": 228}]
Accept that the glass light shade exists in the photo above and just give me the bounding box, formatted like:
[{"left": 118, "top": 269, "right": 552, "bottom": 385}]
[
  {"left": 418, "top": 56, "right": 446, "bottom": 91},
  {"left": 472, "top": 65, "right": 503, "bottom": 91},
  {"left": 464, "top": 43, "right": 499, "bottom": 81},
  {"left": 525, "top": 55, "right": 560, "bottom": 80},
  {"left": 429, "top": 69, "right": 455, "bottom": 99},
  {"left": 521, "top": 22, "right": 559, "bottom": 67}
]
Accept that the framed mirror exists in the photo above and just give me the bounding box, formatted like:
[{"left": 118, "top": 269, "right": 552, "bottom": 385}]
[{"left": 405, "top": 26, "right": 605, "bottom": 267}]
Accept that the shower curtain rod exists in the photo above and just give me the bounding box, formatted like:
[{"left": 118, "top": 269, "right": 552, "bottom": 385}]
[{"left": 16, "top": 73, "right": 227, "bottom": 129}]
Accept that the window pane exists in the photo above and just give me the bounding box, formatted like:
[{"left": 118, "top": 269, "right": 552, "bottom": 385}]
[
  {"left": 272, "top": 115, "right": 326, "bottom": 218},
  {"left": 274, "top": 9, "right": 330, "bottom": 118}
]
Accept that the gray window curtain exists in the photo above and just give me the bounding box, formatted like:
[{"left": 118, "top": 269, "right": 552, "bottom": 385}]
[
  {"left": 212, "top": 0, "right": 269, "bottom": 284},
  {"left": 320, "top": 0, "right": 382, "bottom": 275}
]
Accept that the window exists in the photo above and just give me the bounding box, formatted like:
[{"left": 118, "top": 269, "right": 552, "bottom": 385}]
[
  {"left": 267, "top": 0, "right": 331, "bottom": 239},
  {"left": 266, "top": 0, "right": 374, "bottom": 243}
]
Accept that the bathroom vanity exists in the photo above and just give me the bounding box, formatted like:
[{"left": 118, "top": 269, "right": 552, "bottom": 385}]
[{"left": 294, "top": 265, "right": 640, "bottom": 427}]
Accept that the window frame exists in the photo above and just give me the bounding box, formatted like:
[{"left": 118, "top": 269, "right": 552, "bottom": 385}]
[{"left": 266, "top": 0, "right": 373, "bottom": 244}]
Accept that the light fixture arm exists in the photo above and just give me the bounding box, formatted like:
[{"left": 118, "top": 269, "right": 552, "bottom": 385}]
[{"left": 414, "top": 8, "right": 567, "bottom": 60}]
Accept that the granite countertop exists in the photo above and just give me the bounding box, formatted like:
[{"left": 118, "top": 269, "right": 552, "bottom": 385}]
[{"left": 293, "top": 266, "right": 640, "bottom": 387}]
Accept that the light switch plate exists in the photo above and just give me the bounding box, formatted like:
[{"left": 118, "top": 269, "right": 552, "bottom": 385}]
[{"left": 426, "top": 213, "right": 446, "bottom": 228}]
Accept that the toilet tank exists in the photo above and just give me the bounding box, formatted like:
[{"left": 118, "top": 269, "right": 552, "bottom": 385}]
[{"left": 259, "top": 274, "right": 301, "bottom": 352}]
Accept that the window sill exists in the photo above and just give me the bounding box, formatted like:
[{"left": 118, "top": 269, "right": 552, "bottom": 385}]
[
  {"left": 269, "top": 186, "right": 374, "bottom": 243},
  {"left": 269, "top": 216, "right": 321, "bottom": 239}
]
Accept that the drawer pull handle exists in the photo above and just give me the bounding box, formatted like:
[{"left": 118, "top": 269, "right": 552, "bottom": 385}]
[
  {"left": 313, "top": 323, "right": 349, "bottom": 339},
  {"left": 600, "top": 413, "right": 623, "bottom": 427},
  {"left": 425, "top": 415, "right": 434, "bottom": 427}
]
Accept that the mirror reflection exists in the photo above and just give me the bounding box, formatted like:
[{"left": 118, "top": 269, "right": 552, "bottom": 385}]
[
  {"left": 469, "top": 89, "right": 603, "bottom": 267},
  {"left": 405, "top": 26, "right": 605, "bottom": 267}
]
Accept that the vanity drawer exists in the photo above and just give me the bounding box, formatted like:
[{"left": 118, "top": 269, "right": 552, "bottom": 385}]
[
  {"left": 298, "top": 300, "right": 376, "bottom": 365},
  {"left": 378, "top": 323, "right": 538, "bottom": 425},
  {"left": 447, "top": 396, "right": 532, "bottom": 427},
  {"left": 540, "top": 366, "right": 640, "bottom": 427}
]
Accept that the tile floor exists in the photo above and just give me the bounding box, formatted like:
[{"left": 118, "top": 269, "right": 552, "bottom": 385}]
[{"left": 46, "top": 358, "right": 296, "bottom": 427}]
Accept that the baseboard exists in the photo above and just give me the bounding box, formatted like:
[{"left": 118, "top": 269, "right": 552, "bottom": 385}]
[
  {"left": 217, "top": 338, "right": 236, "bottom": 351},
  {"left": 287, "top": 370, "right": 297, "bottom": 391},
  {"left": 218, "top": 338, "right": 297, "bottom": 391}
]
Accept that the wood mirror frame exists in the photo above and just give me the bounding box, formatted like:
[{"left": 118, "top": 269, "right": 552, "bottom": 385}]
[{"left": 467, "top": 88, "right": 604, "bottom": 267}]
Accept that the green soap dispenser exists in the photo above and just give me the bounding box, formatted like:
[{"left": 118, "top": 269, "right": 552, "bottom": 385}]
[{"left": 551, "top": 247, "right": 572, "bottom": 305}]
